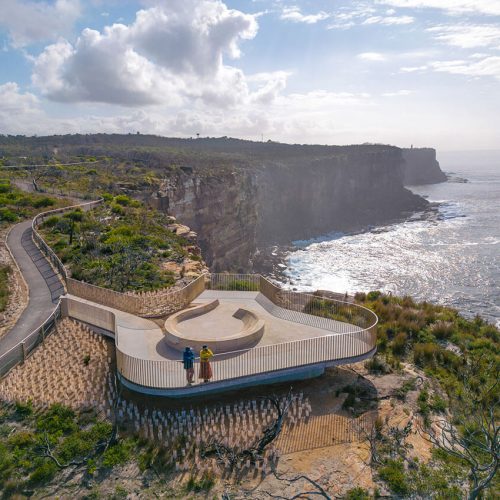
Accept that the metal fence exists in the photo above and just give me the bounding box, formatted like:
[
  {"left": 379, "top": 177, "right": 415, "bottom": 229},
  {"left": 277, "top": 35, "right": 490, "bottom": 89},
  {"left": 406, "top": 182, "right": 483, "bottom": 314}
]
[
  {"left": 67, "top": 274, "right": 206, "bottom": 318},
  {"left": 31, "top": 199, "right": 103, "bottom": 281},
  {"left": 31, "top": 199, "right": 207, "bottom": 318},
  {"left": 0, "top": 304, "right": 61, "bottom": 378},
  {"left": 116, "top": 325, "right": 377, "bottom": 389},
  {"left": 208, "top": 273, "right": 261, "bottom": 291},
  {"left": 258, "top": 276, "right": 376, "bottom": 333}
]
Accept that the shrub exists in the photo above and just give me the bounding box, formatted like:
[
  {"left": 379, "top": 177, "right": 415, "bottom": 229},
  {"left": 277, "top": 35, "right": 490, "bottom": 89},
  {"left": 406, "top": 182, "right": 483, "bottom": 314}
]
[
  {"left": 344, "top": 487, "right": 370, "bottom": 499},
  {"left": 0, "top": 264, "right": 10, "bottom": 312},
  {"left": 480, "top": 324, "right": 499, "bottom": 342},
  {"left": 101, "top": 439, "right": 134, "bottom": 468},
  {"left": 392, "top": 332, "right": 407, "bottom": 356},
  {"left": 430, "top": 321, "right": 454, "bottom": 340},
  {"left": 379, "top": 459, "right": 410, "bottom": 495},
  {"left": 413, "top": 343, "right": 439, "bottom": 367},
  {"left": 36, "top": 403, "right": 77, "bottom": 435},
  {"left": 430, "top": 394, "right": 447, "bottom": 413},
  {"left": 8, "top": 431, "right": 35, "bottom": 448},
  {"left": 28, "top": 460, "right": 57, "bottom": 484},
  {"left": 185, "top": 471, "right": 216, "bottom": 492},
  {"left": 0, "top": 207, "right": 18, "bottom": 222},
  {"left": 110, "top": 203, "right": 125, "bottom": 215},
  {"left": 32, "top": 196, "right": 55, "bottom": 208},
  {"left": 113, "top": 194, "right": 133, "bottom": 206},
  {"left": 367, "top": 291, "right": 382, "bottom": 301},
  {"left": 15, "top": 400, "right": 33, "bottom": 419},
  {"left": 365, "top": 355, "right": 391, "bottom": 374}
]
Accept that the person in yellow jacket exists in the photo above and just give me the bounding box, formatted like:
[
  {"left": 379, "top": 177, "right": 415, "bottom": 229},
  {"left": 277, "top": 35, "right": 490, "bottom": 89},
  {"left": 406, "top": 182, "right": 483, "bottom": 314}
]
[{"left": 199, "top": 345, "right": 214, "bottom": 382}]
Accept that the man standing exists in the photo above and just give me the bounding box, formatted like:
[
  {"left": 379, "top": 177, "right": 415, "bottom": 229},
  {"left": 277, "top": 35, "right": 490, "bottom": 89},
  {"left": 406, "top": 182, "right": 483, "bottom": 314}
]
[{"left": 183, "top": 346, "right": 195, "bottom": 385}]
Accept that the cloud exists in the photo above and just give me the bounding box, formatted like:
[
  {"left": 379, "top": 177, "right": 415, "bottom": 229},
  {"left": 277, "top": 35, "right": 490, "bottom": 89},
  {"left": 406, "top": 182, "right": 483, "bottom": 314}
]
[
  {"left": 0, "top": 82, "right": 43, "bottom": 133},
  {"left": 430, "top": 56, "right": 500, "bottom": 79},
  {"left": 375, "top": 0, "right": 500, "bottom": 16},
  {"left": 400, "top": 64, "right": 428, "bottom": 72},
  {"left": 363, "top": 15, "right": 415, "bottom": 25},
  {"left": 357, "top": 52, "right": 387, "bottom": 61},
  {"left": 280, "top": 6, "right": 330, "bottom": 24},
  {"left": 428, "top": 24, "right": 500, "bottom": 49},
  {"left": 31, "top": 0, "right": 264, "bottom": 107},
  {"left": 382, "top": 89, "right": 414, "bottom": 96},
  {"left": 0, "top": 0, "right": 81, "bottom": 48}
]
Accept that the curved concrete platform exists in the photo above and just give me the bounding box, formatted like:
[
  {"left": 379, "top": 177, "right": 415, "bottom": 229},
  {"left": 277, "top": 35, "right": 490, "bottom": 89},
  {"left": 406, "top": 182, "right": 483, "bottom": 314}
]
[
  {"left": 164, "top": 299, "right": 265, "bottom": 353},
  {"left": 117, "top": 347, "right": 377, "bottom": 398}
]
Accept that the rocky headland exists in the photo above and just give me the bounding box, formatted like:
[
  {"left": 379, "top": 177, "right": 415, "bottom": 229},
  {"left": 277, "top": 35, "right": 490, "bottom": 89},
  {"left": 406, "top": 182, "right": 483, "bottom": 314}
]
[
  {"left": 401, "top": 147, "right": 447, "bottom": 185},
  {"left": 0, "top": 135, "right": 446, "bottom": 272}
]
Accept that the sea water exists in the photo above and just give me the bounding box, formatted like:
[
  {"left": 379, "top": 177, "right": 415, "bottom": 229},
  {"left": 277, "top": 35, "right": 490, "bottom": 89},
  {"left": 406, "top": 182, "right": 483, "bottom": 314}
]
[{"left": 282, "top": 159, "right": 500, "bottom": 327}]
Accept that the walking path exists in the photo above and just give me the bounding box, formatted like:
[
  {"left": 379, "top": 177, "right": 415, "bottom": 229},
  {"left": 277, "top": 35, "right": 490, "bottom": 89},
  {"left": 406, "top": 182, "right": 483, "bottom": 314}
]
[{"left": 0, "top": 220, "right": 64, "bottom": 355}]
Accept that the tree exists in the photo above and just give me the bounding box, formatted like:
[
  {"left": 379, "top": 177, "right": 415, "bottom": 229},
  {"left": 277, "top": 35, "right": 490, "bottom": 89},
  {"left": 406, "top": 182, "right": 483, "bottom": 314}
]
[
  {"left": 419, "top": 357, "right": 499, "bottom": 499},
  {"left": 63, "top": 210, "right": 84, "bottom": 245}
]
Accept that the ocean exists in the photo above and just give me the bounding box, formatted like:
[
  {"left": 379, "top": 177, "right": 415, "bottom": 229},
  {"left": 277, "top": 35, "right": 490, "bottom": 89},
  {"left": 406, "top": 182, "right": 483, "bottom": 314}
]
[{"left": 281, "top": 157, "right": 500, "bottom": 327}]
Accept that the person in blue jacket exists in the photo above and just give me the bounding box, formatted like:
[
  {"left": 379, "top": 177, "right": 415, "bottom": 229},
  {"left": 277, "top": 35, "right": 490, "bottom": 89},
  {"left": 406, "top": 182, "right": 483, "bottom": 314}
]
[{"left": 183, "top": 346, "right": 195, "bottom": 385}]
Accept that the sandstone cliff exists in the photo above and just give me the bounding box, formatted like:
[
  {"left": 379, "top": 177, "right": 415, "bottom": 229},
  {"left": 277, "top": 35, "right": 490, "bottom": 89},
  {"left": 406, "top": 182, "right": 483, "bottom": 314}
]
[
  {"left": 401, "top": 148, "right": 447, "bottom": 185},
  {"left": 149, "top": 144, "right": 428, "bottom": 271}
]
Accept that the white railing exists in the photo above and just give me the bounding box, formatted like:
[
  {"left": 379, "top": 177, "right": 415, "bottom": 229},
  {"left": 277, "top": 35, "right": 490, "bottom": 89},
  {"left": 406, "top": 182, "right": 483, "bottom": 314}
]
[
  {"left": 116, "top": 326, "right": 376, "bottom": 389},
  {"left": 31, "top": 199, "right": 206, "bottom": 317},
  {"left": 0, "top": 304, "right": 61, "bottom": 378}
]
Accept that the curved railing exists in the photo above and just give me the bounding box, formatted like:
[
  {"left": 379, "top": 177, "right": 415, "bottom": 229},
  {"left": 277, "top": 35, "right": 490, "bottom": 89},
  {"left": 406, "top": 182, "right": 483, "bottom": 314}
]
[
  {"left": 9, "top": 198, "right": 379, "bottom": 391},
  {"left": 116, "top": 327, "right": 376, "bottom": 390},
  {"left": 0, "top": 303, "right": 61, "bottom": 378},
  {"left": 32, "top": 198, "right": 104, "bottom": 281},
  {"left": 31, "top": 200, "right": 206, "bottom": 317},
  {"left": 114, "top": 274, "right": 378, "bottom": 390}
]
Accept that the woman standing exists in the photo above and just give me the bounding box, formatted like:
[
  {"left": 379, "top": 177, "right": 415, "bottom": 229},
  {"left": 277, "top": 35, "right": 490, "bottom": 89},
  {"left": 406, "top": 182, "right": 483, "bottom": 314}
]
[{"left": 199, "top": 345, "right": 214, "bottom": 383}]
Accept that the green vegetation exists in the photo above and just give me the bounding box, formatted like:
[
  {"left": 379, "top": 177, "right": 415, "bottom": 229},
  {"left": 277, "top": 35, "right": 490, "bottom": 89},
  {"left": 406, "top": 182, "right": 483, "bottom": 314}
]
[
  {"left": 0, "top": 178, "right": 66, "bottom": 225},
  {"left": 39, "top": 195, "right": 196, "bottom": 292},
  {"left": 185, "top": 471, "right": 216, "bottom": 492},
  {"left": 0, "top": 403, "right": 119, "bottom": 495},
  {"left": 304, "top": 296, "right": 363, "bottom": 325},
  {"left": 356, "top": 291, "right": 499, "bottom": 499},
  {"left": 212, "top": 278, "right": 259, "bottom": 291},
  {"left": 0, "top": 264, "right": 10, "bottom": 312}
]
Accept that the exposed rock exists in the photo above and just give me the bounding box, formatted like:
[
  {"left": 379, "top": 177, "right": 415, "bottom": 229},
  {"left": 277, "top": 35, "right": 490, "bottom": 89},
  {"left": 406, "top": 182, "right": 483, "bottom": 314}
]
[
  {"left": 149, "top": 145, "right": 429, "bottom": 272},
  {"left": 402, "top": 147, "right": 447, "bottom": 185}
]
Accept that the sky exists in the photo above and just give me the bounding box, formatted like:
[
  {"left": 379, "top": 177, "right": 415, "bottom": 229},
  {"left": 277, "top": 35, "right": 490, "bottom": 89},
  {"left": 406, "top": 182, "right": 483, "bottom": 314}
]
[{"left": 0, "top": 0, "right": 499, "bottom": 150}]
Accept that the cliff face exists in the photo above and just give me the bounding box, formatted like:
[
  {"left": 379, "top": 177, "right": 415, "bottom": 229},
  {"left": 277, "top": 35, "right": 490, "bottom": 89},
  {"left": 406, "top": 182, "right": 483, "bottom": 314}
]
[
  {"left": 150, "top": 171, "right": 258, "bottom": 272},
  {"left": 401, "top": 148, "right": 447, "bottom": 185},
  {"left": 148, "top": 146, "right": 429, "bottom": 271},
  {"left": 255, "top": 149, "right": 426, "bottom": 245}
]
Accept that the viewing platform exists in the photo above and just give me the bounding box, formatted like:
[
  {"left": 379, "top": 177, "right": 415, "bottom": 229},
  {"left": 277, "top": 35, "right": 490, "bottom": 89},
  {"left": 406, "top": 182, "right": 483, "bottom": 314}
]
[
  {"left": 62, "top": 274, "right": 378, "bottom": 397},
  {"left": 1, "top": 197, "right": 378, "bottom": 398}
]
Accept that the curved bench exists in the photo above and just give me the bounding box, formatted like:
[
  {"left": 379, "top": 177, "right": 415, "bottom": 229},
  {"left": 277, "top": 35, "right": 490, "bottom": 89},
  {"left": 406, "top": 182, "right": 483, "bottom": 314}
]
[{"left": 164, "top": 300, "right": 265, "bottom": 353}]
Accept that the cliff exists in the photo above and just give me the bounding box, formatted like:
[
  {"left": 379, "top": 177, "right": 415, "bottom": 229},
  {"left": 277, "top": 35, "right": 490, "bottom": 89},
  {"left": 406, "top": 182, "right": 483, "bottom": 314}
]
[
  {"left": 149, "top": 144, "right": 428, "bottom": 271},
  {"left": 401, "top": 148, "right": 447, "bottom": 185},
  {"left": 0, "top": 135, "right": 431, "bottom": 272}
]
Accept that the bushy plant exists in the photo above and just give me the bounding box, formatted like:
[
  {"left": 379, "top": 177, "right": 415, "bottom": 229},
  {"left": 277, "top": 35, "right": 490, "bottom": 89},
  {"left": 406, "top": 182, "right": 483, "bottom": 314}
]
[
  {"left": 378, "top": 459, "right": 409, "bottom": 495},
  {"left": 392, "top": 332, "right": 407, "bottom": 356}
]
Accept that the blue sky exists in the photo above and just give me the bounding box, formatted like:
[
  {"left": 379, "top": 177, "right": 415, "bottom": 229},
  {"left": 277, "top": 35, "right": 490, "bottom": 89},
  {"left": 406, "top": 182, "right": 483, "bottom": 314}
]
[{"left": 0, "top": 0, "right": 499, "bottom": 150}]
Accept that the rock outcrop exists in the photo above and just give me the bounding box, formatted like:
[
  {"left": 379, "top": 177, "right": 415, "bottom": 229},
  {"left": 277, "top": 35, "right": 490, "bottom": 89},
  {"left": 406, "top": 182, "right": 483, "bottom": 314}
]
[
  {"left": 149, "top": 144, "right": 428, "bottom": 271},
  {"left": 401, "top": 148, "right": 447, "bottom": 185}
]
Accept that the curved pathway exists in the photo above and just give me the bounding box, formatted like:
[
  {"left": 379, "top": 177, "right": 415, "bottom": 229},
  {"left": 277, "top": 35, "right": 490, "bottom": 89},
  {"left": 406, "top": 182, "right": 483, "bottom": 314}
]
[{"left": 0, "top": 220, "right": 64, "bottom": 354}]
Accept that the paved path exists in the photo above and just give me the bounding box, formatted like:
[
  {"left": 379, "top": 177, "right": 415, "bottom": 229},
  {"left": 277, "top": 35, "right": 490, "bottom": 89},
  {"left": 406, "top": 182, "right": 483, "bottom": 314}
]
[{"left": 0, "top": 220, "right": 64, "bottom": 354}]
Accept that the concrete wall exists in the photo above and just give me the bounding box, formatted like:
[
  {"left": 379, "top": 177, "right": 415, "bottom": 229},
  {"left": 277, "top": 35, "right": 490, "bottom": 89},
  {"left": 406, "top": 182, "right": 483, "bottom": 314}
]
[{"left": 61, "top": 297, "right": 115, "bottom": 333}]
